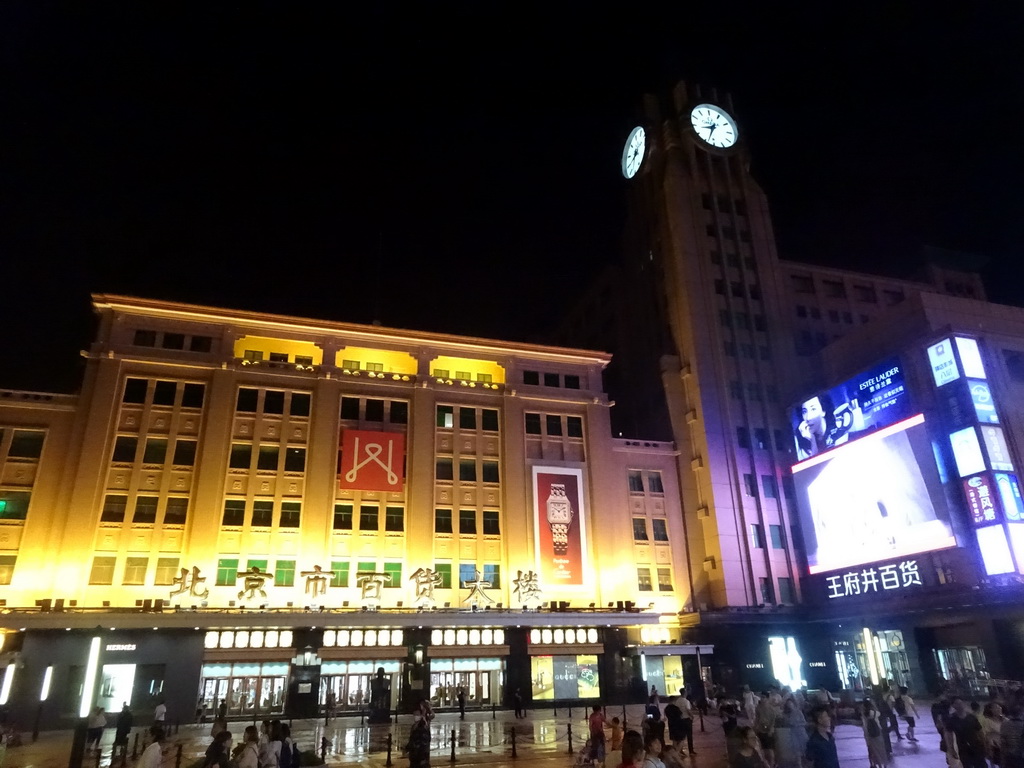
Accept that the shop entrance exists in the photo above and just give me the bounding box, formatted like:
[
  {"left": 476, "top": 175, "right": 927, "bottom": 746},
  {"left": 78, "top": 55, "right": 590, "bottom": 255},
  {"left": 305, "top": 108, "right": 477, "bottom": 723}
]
[
  {"left": 198, "top": 662, "right": 288, "bottom": 717},
  {"left": 848, "top": 629, "right": 912, "bottom": 691},
  {"left": 935, "top": 646, "right": 989, "bottom": 696},
  {"left": 430, "top": 659, "right": 503, "bottom": 708},
  {"left": 318, "top": 660, "right": 399, "bottom": 712}
]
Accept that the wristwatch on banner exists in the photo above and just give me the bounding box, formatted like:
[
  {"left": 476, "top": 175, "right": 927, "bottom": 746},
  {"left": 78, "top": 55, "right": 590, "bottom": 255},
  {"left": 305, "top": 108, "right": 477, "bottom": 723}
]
[{"left": 545, "top": 484, "right": 574, "bottom": 555}]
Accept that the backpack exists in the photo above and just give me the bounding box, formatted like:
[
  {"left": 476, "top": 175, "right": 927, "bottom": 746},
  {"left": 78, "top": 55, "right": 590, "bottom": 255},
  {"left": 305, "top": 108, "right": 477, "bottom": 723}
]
[
  {"left": 894, "top": 696, "right": 906, "bottom": 715},
  {"left": 279, "top": 739, "right": 292, "bottom": 768},
  {"left": 867, "top": 717, "right": 881, "bottom": 738}
]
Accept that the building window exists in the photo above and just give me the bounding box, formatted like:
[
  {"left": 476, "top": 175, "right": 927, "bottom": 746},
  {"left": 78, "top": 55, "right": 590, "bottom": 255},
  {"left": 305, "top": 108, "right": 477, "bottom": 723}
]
[
  {"left": 632, "top": 518, "right": 649, "bottom": 541},
  {"left": 762, "top": 475, "right": 779, "bottom": 499},
  {"left": 564, "top": 375, "right": 580, "bottom": 389},
  {"left": 545, "top": 415, "right": 562, "bottom": 436},
  {"left": 279, "top": 502, "right": 301, "bottom": 528},
  {"left": 365, "top": 399, "right": 385, "bottom": 422},
  {"left": 435, "top": 508, "right": 453, "bottom": 534},
  {"left": 460, "top": 408, "right": 476, "bottom": 430},
  {"left": 181, "top": 383, "right": 205, "bottom": 409},
  {"left": 229, "top": 444, "right": 252, "bottom": 470},
  {"left": 637, "top": 568, "right": 653, "bottom": 592},
  {"left": 525, "top": 413, "right": 542, "bottom": 435},
  {"left": 750, "top": 524, "right": 764, "bottom": 549},
  {"left": 164, "top": 497, "right": 188, "bottom": 525},
  {"left": 459, "top": 510, "right": 477, "bottom": 535},
  {"left": 0, "top": 491, "right": 30, "bottom": 520},
  {"left": 154, "top": 557, "right": 179, "bottom": 586},
  {"left": 123, "top": 378, "right": 148, "bottom": 404},
  {"left": 543, "top": 372, "right": 559, "bottom": 387},
  {"left": 754, "top": 428, "right": 769, "bottom": 449},
  {"left": 523, "top": 370, "right": 540, "bottom": 385},
  {"left": 791, "top": 275, "right": 815, "bottom": 294},
  {"left": 729, "top": 381, "right": 742, "bottom": 399},
  {"left": 111, "top": 436, "right": 138, "bottom": 464},
  {"left": 89, "top": 556, "right": 117, "bottom": 585},
  {"left": 482, "top": 510, "right": 500, "bottom": 536},
  {"left": 222, "top": 500, "right": 245, "bottom": 527},
  {"left": 0, "top": 556, "right": 15, "bottom": 585},
  {"left": 459, "top": 564, "right": 476, "bottom": 588},
  {"left": 190, "top": 336, "right": 213, "bottom": 353},
  {"left": 434, "top": 563, "right": 452, "bottom": 589},
  {"left": 330, "top": 562, "right": 350, "bottom": 588},
  {"left": 459, "top": 459, "right": 477, "bottom": 482},
  {"left": 383, "top": 562, "right": 402, "bottom": 588},
  {"left": 143, "top": 438, "right": 167, "bottom": 465},
  {"left": 284, "top": 448, "right": 306, "bottom": 473},
  {"left": 627, "top": 471, "right": 644, "bottom": 493},
  {"left": 243, "top": 350, "right": 264, "bottom": 363},
  {"left": 482, "top": 461, "right": 500, "bottom": 483},
  {"left": 657, "top": 568, "right": 673, "bottom": 592},
  {"left": 773, "top": 429, "right": 788, "bottom": 451},
  {"left": 123, "top": 557, "right": 148, "bottom": 585},
  {"left": 744, "top": 474, "right": 758, "bottom": 497},
  {"left": 737, "top": 427, "right": 750, "bottom": 449},
  {"left": 343, "top": 359, "right": 360, "bottom": 371},
  {"left": 359, "top": 505, "right": 379, "bottom": 531},
  {"left": 483, "top": 564, "right": 501, "bottom": 589},
  {"left": 778, "top": 577, "right": 796, "bottom": 604},
  {"left": 133, "top": 496, "right": 158, "bottom": 524},
  {"left": 101, "top": 494, "right": 128, "bottom": 523},
  {"left": 436, "top": 458, "right": 453, "bottom": 481},
  {"left": 275, "top": 560, "right": 296, "bottom": 587},
  {"left": 853, "top": 284, "right": 877, "bottom": 303},
  {"left": 236, "top": 388, "right": 259, "bottom": 413},
  {"left": 389, "top": 401, "right": 408, "bottom": 424},
  {"left": 652, "top": 519, "right": 669, "bottom": 542},
  {"left": 133, "top": 330, "right": 157, "bottom": 347},
  {"left": 759, "top": 577, "right": 775, "bottom": 604},
  {"left": 385, "top": 506, "right": 404, "bottom": 532},
  {"left": 340, "top": 397, "right": 360, "bottom": 420},
  {"left": 822, "top": 280, "right": 846, "bottom": 298},
  {"left": 566, "top": 416, "right": 584, "bottom": 438},
  {"left": 257, "top": 445, "right": 279, "bottom": 471},
  {"left": 333, "top": 503, "right": 353, "bottom": 530},
  {"left": 769, "top": 524, "right": 785, "bottom": 549},
  {"left": 481, "top": 409, "right": 499, "bottom": 431},
  {"left": 251, "top": 501, "right": 273, "bottom": 527},
  {"left": 216, "top": 559, "right": 239, "bottom": 586},
  {"left": 264, "top": 391, "right": 285, "bottom": 414},
  {"left": 647, "top": 472, "right": 664, "bottom": 494},
  {"left": 162, "top": 333, "right": 185, "bottom": 350},
  {"left": 436, "top": 405, "right": 454, "bottom": 429},
  {"left": 172, "top": 439, "right": 197, "bottom": 466}
]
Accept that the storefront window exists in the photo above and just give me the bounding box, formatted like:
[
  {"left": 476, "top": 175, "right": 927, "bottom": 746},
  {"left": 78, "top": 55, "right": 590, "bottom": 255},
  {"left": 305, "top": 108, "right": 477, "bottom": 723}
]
[
  {"left": 199, "top": 662, "right": 288, "bottom": 717},
  {"left": 531, "top": 655, "right": 600, "bottom": 700},
  {"left": 430, "top": 658, "right": 503, "bottom": 708}
]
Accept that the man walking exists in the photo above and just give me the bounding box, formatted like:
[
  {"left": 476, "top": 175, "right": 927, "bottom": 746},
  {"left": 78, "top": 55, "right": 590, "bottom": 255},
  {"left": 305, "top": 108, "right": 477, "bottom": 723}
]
[
  {"left": 457, "top": 688, "right": 465, "bottom": 720},
  {"left": 664, "top": 691, "right": 694, "bottom": 755}
]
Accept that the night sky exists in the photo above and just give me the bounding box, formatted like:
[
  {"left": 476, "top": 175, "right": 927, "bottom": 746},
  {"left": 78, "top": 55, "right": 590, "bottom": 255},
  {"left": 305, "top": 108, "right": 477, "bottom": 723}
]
[{"left": 4, "top": 4, "right": 1023, "bottom": 393}]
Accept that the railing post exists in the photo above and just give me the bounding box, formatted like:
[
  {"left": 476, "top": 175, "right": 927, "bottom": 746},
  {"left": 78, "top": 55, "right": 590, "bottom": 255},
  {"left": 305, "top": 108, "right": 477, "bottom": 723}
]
[
  {"left": 450, "top": 728, "right": 456, "bottom": 763},
  {"left": 567, "top": 722, "right": 574, "bottom": 755},
  {"left": 174, "top": 744, "right": 182, "bottom": 768},
  {"left": 510, "top": 726, "right": 517, "bottom": 759},
  {"left": 132, "top": 733, "right": 139, "bottom": 759},
  {"left": 622, "top": 703, "right": 627, "bottom": 730},
  {"left": 320, "top": 736, "right": 329, "bottom": 763},
  {"left": 385, "top": 733, "right": 393, "bottom": 767},
  {"left": 492, "top": 701, "right": 496, "bottom": 719}
]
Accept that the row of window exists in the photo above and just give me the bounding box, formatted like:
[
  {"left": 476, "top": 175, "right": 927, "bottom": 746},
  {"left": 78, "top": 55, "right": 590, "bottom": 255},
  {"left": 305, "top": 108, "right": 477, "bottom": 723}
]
[
  {"left": 706, "top": 224, "right": 752, "bottom": 243},
  {"left": 522, "top": 370, "right": 581, "bottom": 390},
  {"left": 434, "top": 508, "right": 501, "bottom": 536},
  {"left": 524, "top": 413, "right": 584, "bottom": 438},
  {"left": 719, "top": 310, "right": 768, "bottom": 333},
  {"left": 728, "top": 381, "right": 780, "bottom": 402},
  {"left": 332, "top": 503, "right": 404, "bottom": 532},
  {"left": 102, "top": 494, "right": 189, "bottom": 525},
  {"left": 722, "top": 342, "right": 773, "bottom": 362},
  {"left": 750, "top": 523, "right": 786, "bottom": 550},
  {"left": 632, "top": 517, "right": 669, "bottom": 542},
  {"left": 715, "top": 280, "right": 762, "bottom": 302},
  {"left": 795, "top": 306, "right": 860, "bottom": 325},
  {"left": 637, "top": 566, "right": 673, "bottom": 592},
  {"left": 123, "top": 379, "right": 206, "bottom": 409},
  {"left": 435, "top": 458, "right": 500, "bottom": 483},
  {"left": 790, "top": 275, "right": 905, "bottom": 305},
  {"left": 760, "top": 575, "right": 797, "bottom": 605},
  {"left": 112, "top": 436, "right": 198, "bottom": 465},
  {"left": 742, "top": 473, "right": 781, "bottom": 499},
  {"left": 228, "top": 444, "right": 307, "bottom": 473},
  {"left": 626, "top": 470, "right": 664, "bottom": 495},
  {"left": 436, "top": 406, "right": 500, "bottom": 431},
  {"left": 431, "top": 369, "right": 493, "bottom": 383},
  {"left": 244, "top": 350, "right": 316, "bottom": 366},
  {"left": 710, "top": 251, "right": 757, "bottom": 271},
  {"left": 737, "top": 427, "right": 787, "bottom": 452},
  {"left": 222, "top": 499, "right": 304, "bottom": 528},
  {"left": 237, "top": 389, "right": 312, "bottom": 417},
  {"left": 701, "top": 194, "right": 747, "bottom": 216},
  {"left": 132, "top": 329, "right": 213, "bottom": 353}
]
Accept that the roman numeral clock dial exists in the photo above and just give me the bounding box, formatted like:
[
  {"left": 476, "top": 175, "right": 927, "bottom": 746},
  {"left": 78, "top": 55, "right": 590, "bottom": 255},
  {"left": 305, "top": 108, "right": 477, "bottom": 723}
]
[{"left": 690, "top": 103, "right": 738, "bottom": 149}]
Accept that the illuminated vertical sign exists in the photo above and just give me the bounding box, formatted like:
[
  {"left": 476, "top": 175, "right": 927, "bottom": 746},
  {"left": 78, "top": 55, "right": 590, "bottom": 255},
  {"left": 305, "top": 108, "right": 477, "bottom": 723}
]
[
  {"left": 969, "top": 381, "right": 999, "bottom": 424},
  {"left": 927, "top": 339, "right": 960, "bottom": 387},
  {"left": 963, "top": 474, "right": 1000, "bottom": 525},
  {"left": 338, "top": 430, "right": 406, "bottom": 492},
  {"left": 981, "top": 426, "right": 1014, "bottom": 472},
  {"left": 532, "top": 467, "right": 587, "bottom": 587}
]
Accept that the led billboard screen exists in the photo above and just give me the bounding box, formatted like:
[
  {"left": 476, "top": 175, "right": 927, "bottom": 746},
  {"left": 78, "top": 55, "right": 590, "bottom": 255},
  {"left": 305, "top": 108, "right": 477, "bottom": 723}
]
[
  {"left": 790, "top": 357, "right": 913, "bottom": 461},
  {"left": 792, "top": 414, "right": 957, "bottom": 574}
]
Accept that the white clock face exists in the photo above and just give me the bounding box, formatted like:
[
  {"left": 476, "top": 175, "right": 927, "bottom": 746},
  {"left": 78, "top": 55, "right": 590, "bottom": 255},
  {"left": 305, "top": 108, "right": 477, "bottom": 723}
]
[
  {"left": 621, "top": 125, "right": 646, "bottom": 178},
  {"left": 690, "top": 104, "right": 738, "bottom": 148}
]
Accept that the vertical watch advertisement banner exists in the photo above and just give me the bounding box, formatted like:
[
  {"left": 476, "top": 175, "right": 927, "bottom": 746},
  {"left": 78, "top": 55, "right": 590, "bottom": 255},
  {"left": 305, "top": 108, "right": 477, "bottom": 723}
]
[{"left": 532, "top": 466, "right": 586, "bottom": 587}]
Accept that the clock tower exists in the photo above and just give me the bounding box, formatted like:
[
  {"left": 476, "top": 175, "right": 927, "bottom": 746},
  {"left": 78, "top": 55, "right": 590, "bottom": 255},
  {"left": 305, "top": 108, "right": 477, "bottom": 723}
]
[{"left": 612, "top": 82, "right": 804, "bottom": 615}]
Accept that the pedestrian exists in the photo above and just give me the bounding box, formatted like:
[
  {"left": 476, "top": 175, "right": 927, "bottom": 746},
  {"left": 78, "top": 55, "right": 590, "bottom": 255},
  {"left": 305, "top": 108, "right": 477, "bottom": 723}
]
[
  {"left": 86, "top": 706, "right": 107, "bottom": 751},
  {"left": 730, "top": 726, "right": 769, "bottom": 768},
  {"left": 611, "top": 716, "right": 624, "bottom": 750},
  {"left": 984, "top": 702, "right": 1004, "bottom": 766},
  {"left": 514, "top": 688, "right": 524, "bottom": 719},
  {"left": 894, "top": 686, "right": 919, "bottom": 742},
  {"left": 204, "top": 730, "right": 233, "bottom": 768},
  {"left": 947, "top": 696, "right": 988, "bottom": 768},
  {"left": 325, "top": 690, "right": 336, "bottom": 721},
  {"left": 660, "top": 742, "right": 689, "bottom": 768},
  {"left": 457, "top": 688, "right": 466, "bottom": 720},
  {"left": 642, "top": 734, "right": 666, "bottom": 768},
  {"left": 861, "top": 699, "right": 887, "bottom": 768},
  {"left": 154, "top": 698, "right": 167, "bottom": 725},
  {"left": 664, "top": 693, "right": 694, "bottom": 755},
  {"left": 114, "top": 703, "right": 133, "bottom": 747},
  {"left": 139, "top": 726, "right": 165, "bottom": 768},
  {"left": 258, "top": 720, "right": 281, "bottom": 768},
  {"left": 644, "top": 695, "right": 665, "bottom": 745},
  {"left": 234, "top": 726, "right": 260, "bottom": 768},
  {"left": 218, "top": 698, "right": 228, "bottom": 721},
  {"left": 804, "top": 707, "right": 839, "bottom": 768},
  {"left": 752, "top": 695, "right": 777, "bottom": 767},
  {"left": 1001, "top": 703, "right": 1024, "bottom": 768},
  {"left": 589, "top": 704, "right": 607, "bottom": 763},
  {"left": 742, "top": 686, "right": 758, "bottom": 724},
  {"left": 619, "top": 731, "right": 647, "bottom": 768},
  {"left": 775, "top": 697, "right": 806, "bottom": 768},
  {"left": 406, "top": 717, "right": 430, "bottom": 768}
]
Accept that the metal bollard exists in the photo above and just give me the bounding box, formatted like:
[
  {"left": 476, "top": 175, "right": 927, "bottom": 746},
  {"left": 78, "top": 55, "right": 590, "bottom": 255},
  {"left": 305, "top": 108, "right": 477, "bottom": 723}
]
[
  {"left": 491, "top": 701, "right": 496, "bottom": 719},
  {"left": 175, "top": 744, "right": 183, "bottom": 768},
  {"left": 132, "top": 733, "right": 139, "bottom": 759},
  {"left": 450, "top": 728, "right": 456, "bottom": 763},
  {"left": 385, "top": 733, "right": 393, "bottom": 768},
  {"left": 510, "top": 726, "right": 517, "bottom": 759},
  {"left": 567, "top": 722, "right": 574, "bottom": 755},
  {"left": 569, "top": 705, "right": 573, "bottom": 719},
  {"left": 622, "top": 704, "right": 627, "bottom": 730},
  {"left": 320, "top": 736, "right": 329, "bottom": 762}
]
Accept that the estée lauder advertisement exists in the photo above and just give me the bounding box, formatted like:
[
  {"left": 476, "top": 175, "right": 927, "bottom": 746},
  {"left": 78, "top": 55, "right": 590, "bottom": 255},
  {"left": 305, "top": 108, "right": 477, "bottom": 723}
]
[{"left": 532, "top": 466, "right": 587, "bottom": 587}]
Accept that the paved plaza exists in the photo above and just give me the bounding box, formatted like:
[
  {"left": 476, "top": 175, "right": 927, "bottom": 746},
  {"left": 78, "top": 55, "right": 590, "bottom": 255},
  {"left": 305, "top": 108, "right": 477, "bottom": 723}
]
[{"left": 0, "top": 702, "right": 949, "bottom": 768}]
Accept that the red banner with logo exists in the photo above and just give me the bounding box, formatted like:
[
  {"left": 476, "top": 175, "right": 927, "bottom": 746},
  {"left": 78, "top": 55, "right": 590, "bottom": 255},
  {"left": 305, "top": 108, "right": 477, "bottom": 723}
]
[{"left": 339, "top": 430, "right": 406, "bottom": 492}]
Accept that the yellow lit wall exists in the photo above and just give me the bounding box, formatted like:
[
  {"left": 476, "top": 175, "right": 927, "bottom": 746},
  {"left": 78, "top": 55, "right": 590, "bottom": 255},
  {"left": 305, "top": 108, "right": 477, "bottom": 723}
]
[
  {"left": 429, "top": 356, "right": 506, "bottom": 383},
  {"left": 333, "top": 347, "right": 417, "bottom": 375},
  {"left": 232, "top": 336, "right": 324, "bottom": 365}
]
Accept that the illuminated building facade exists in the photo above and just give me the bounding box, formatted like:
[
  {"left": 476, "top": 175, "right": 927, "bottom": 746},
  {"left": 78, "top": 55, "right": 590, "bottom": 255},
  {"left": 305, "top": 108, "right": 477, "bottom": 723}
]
[{"left": 0, "top": 295, "right": 702, "bottom": 728}]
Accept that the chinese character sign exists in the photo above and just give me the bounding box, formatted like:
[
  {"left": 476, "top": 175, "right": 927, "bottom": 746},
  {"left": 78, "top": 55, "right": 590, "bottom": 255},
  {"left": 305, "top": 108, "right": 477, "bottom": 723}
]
[
  {"left": 532, "top": 467, "right": 587, "bottom": 587},
  {"left": 964, "top": 474, "right": 1001, "bottom": 525},
  {"left": 339, "top": 430, "right": 405, "bottom": 492},
  {"left": 825, "top": 559, "right": 923, "bottom": 599}
]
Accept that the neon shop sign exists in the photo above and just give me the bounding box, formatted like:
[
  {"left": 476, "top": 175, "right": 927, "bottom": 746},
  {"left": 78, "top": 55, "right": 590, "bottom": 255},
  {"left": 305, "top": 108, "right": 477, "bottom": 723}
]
[{"left": 825, "top": 560, "right": 922, "bottom": 599}]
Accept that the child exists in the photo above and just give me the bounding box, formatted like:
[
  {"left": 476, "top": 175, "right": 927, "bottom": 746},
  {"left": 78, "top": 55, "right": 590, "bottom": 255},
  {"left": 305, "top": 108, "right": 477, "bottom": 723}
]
[{"left": 611, "top": 717, "right": 624, "bottom": 750}]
